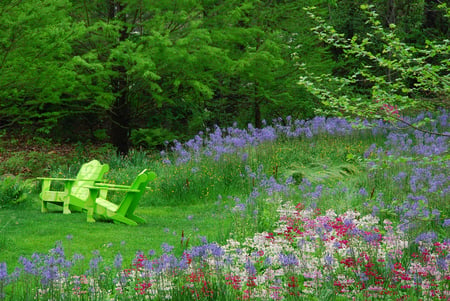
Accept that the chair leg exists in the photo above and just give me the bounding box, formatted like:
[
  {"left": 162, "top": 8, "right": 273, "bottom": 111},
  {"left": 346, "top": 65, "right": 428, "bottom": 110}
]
[
  {"left": 86, "top": 207, "right": 96, "bottom": 223},
  {"left": 63, "top": 197, "right": 71, "bottom": 214},
  {"left": 111, "top": 214, "right": 138, "bottom": 226},
  {"left": 128, "top": 214, "right": 146, "bottom": 224},
  {"left": 41, "top": 201, "right": 48, "bottom": 213}
]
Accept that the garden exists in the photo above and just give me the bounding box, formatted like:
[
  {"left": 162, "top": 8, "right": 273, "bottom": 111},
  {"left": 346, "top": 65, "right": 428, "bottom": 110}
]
[
  {"left": 0, "top": 110, "right": 449, "bottom": 300},
  {"left": 1, "top": 2, "right": 449, "bottom": 299}
]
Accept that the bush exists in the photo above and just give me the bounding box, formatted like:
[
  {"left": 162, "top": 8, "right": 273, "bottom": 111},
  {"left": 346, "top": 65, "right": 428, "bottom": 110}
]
[
  {"left": 0, "top": 151, "right": 57, "bottom": 177},
  {"left": 0, "top": 175, "right": 33, "bottom": 208},
  {"left": 130, "top": 127, "right": 179, "bottom": 149}
]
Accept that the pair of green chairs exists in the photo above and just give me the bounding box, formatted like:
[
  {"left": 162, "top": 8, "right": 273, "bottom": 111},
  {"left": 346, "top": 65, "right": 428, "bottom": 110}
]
[{"left": 38, "top": 160, "right": 156, "bottom": 226}]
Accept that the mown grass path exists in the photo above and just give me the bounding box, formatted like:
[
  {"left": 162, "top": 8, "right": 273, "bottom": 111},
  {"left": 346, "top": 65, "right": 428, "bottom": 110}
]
[{"left": 0, "top": 201, "right": 229, "bottom": 270}]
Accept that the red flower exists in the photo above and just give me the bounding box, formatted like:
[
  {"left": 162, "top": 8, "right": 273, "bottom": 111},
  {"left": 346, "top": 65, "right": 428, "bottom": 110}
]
[
  {"left": 393, "top": 262, "right": 403, "bottom": 270},
  {"left": 288, "top": 276, "right": 298, "bottom": 288},
  {"left": 340, "top": 257, "right": 356, "bottom": 267}
]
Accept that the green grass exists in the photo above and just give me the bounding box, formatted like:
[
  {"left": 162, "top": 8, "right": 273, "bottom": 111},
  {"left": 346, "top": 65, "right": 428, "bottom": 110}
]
[{"left": 0, "top": 200, "right": 233, "bottom": 271}]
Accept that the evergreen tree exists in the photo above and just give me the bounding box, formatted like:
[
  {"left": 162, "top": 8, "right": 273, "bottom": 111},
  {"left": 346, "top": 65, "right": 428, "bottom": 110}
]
[{"left": 0, "top": 0, "right": 82, "bottom": 131}]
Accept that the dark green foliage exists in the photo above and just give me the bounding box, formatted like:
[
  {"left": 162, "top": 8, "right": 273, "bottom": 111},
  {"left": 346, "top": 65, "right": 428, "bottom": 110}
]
[
  {"left": 0, "top": 0, "right": 448, "bottom": 151},
  {"left": 130, "top": 128, "right": 178, "bottom": 149},
  {"left": 0, "top": 0, "right": 81, "bottom": 131}
]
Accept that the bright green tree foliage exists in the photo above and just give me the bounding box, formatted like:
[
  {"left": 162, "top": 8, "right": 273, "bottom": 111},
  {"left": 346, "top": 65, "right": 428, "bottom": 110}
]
[
  {"left": 299, "top": 3, "right": 450, "bottom": 124},
  {"left": 2, "top": 0, "right": 448, "bottom": 152},
  {"left": 0, "top": 0, "right": 333, "bottom": 151}
]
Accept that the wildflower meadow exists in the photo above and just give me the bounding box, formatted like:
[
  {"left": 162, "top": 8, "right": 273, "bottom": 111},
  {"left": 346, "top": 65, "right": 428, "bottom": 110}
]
[{"left": 1, "top": 110, "right": 449, "bottom": 300}]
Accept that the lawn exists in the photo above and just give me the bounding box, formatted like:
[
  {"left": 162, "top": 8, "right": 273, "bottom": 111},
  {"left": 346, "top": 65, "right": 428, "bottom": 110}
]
[{"left": 0, "top": 111, "right": 449, "bottom": 300}]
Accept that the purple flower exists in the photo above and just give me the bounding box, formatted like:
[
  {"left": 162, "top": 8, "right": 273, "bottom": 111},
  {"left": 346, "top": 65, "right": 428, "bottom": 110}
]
[
  {"left": 344, "top": 219, "right": 353, "bottom": 227},
  {"left": 233, "top": 203, "right": 246, "bottom": 212},
  {"left": 178, "top": 257, "right": 189, "bottom": 270},
  {"left": 431, "top": 209, "right": 440, "bottom": 219},
  {"left": 362, "top": 231, "right": 381, "bottom": 245},
  {"left": 241, "top": 153, "right": 249, "bottom": 161},
  {"left": 359, "top": 187, "right": 368, "bottom": 197},
  {"left": 359, "top": 272, "right": 369, "bottom": 282},
  {"left": 89, "top": 255, "right": 103, "bottom": 271},
  {"left": 50, "top": 241, "right": 65, "bottom": 258},
  {"left": 208, "top": 243, "right": 225, "bottom": 257},
  {"left": 245, "top": 259, "right": 256, "bottom": 275},
  {"left": 333, "top": 241, "right": 342, "bottom": 248},
  {"left": 421, "top": 208, "right": 430, "bottom": 219},
  {"left": 264, "top": 256, "right": 272, "bottom": 266},
  {"left": 0, "top": 262, "right": 8, "bottom": 281},
  {"left": 114, "top": 253, "right": 123, "bottom": 269},
  {"left": 72, "top": 253, "right": 84, "bottom": 263},
  {"left": 443, "top": 219, "right": 450, "bottom": 227},
  {"left": 364, "top": 144, "right": 377, "bottom": 159},
  {"left": 161, "top": 243, "right": 174, "bottom": 253},
  {"left": 41, "top": 265, "right": 59, "bottom": 286},
  {"left": 436, "top": 257, "right": 448, "bottom": 271},
  {"left": 301, "top": 178, "right": 311, "bottom": 187},
  {"left": 324, "top": 254, "right": 334, "bottom": 265},
  {"left": 278, "top": 253, "right": 298, "bottom": 267},
  {"left": 393, "top": 172, "right": 407, "bottom": 183},
  {"left": 307, "top": 185, "right": 323, "bottom": 199},
  {"left": 199, "top": 236, "right": 208, "bottom": 244},
  {"left": 415, "top": 231, "right": 437, "bottom": 244},
  {"left": 371, "top": 205, "right": 379, "bottom": 217},
  {"left": 189, "top": 245, "right": 207, "bottom": 258},
  {"left": 20, "top": 256, "right": 37, "bottom": 275}
]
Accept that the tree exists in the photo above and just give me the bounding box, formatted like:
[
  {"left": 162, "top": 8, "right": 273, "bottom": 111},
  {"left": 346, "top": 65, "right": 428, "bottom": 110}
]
[
  {"left": 298, "top": 4, "right": 450, "bottom": 130},
  {"left": 0, "top": 0, "right": 82, "bottom": 131},
  {"left": 201, "top": 0, "right": 334, "bottom": 128},
  {"left": 69, "top": 0, "right": 227, "bottom": 153}
]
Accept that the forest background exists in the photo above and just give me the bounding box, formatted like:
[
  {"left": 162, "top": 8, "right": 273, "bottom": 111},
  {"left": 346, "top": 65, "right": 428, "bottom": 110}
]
[{"left": 0, "top": 0, "right": 449, "bottom": 155}]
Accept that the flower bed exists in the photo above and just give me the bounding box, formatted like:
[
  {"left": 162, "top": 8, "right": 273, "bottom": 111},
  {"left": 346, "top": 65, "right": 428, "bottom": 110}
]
[{"left": 5, "top": 202, "right": 447, "bottom": 300}]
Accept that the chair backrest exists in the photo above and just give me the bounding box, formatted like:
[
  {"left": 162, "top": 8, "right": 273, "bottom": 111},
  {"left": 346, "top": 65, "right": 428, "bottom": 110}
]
[
  {"left": 71, "top": 160, "right": 109, "bottom": 200},
  {"left": 116, "top": 169, "right": 157, "bottom": 216}
]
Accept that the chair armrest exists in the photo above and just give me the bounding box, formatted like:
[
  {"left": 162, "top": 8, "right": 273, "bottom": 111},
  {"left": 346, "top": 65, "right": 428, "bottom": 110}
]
[
  {"left": 85, "top": 185, "right": 140, "bottom": 193},
  {"left": 93, "top": 183, "right": 133, "bottom": 189},
  {"left": 37, "top": 177, "right": 78, "bottom": 181},
  {"left": 37, "top": 178, "right": 106, "bottom": 182}
]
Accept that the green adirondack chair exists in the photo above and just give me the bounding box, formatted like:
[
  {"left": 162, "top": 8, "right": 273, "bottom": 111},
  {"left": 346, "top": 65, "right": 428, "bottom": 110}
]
[
  {"left": 38, "top": 160, "right": 109, "bottom": 214},
  {"left": 85, "top": 169, "right": 156, "bottom": 225}
]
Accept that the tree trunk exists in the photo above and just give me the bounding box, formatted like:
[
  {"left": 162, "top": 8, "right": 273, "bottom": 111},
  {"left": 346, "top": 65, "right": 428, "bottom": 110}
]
[
  {"left": 108, "top": 0, "right": 130, "bottom": 155},
  {"left": 110, "top": 65, "right": 130, "bottom": 155},
  {"left": 254, "top": 98, "right": 261, "bottom": 128}
]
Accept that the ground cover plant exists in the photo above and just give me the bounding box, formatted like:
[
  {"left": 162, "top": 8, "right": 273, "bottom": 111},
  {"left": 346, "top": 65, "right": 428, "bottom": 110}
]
[{"left": 0, "top": 110, "right": 449, "bottom": 300}]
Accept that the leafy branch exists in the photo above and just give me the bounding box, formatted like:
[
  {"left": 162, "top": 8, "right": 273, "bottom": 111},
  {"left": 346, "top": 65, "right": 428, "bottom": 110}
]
[{"left": 299, "top": 4, "right": 450, "bottom": 133}]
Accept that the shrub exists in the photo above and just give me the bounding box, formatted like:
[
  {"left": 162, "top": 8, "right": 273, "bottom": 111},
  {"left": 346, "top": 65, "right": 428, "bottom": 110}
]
[
  {"left": 0, "top": 175, "right": 33, "bottom": 208},
  {"left": 0, "top": 151, "right": 57, "bottom": 177},
  {"left": 130, "top": 127, "right": 179, "bottom": 149}
]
